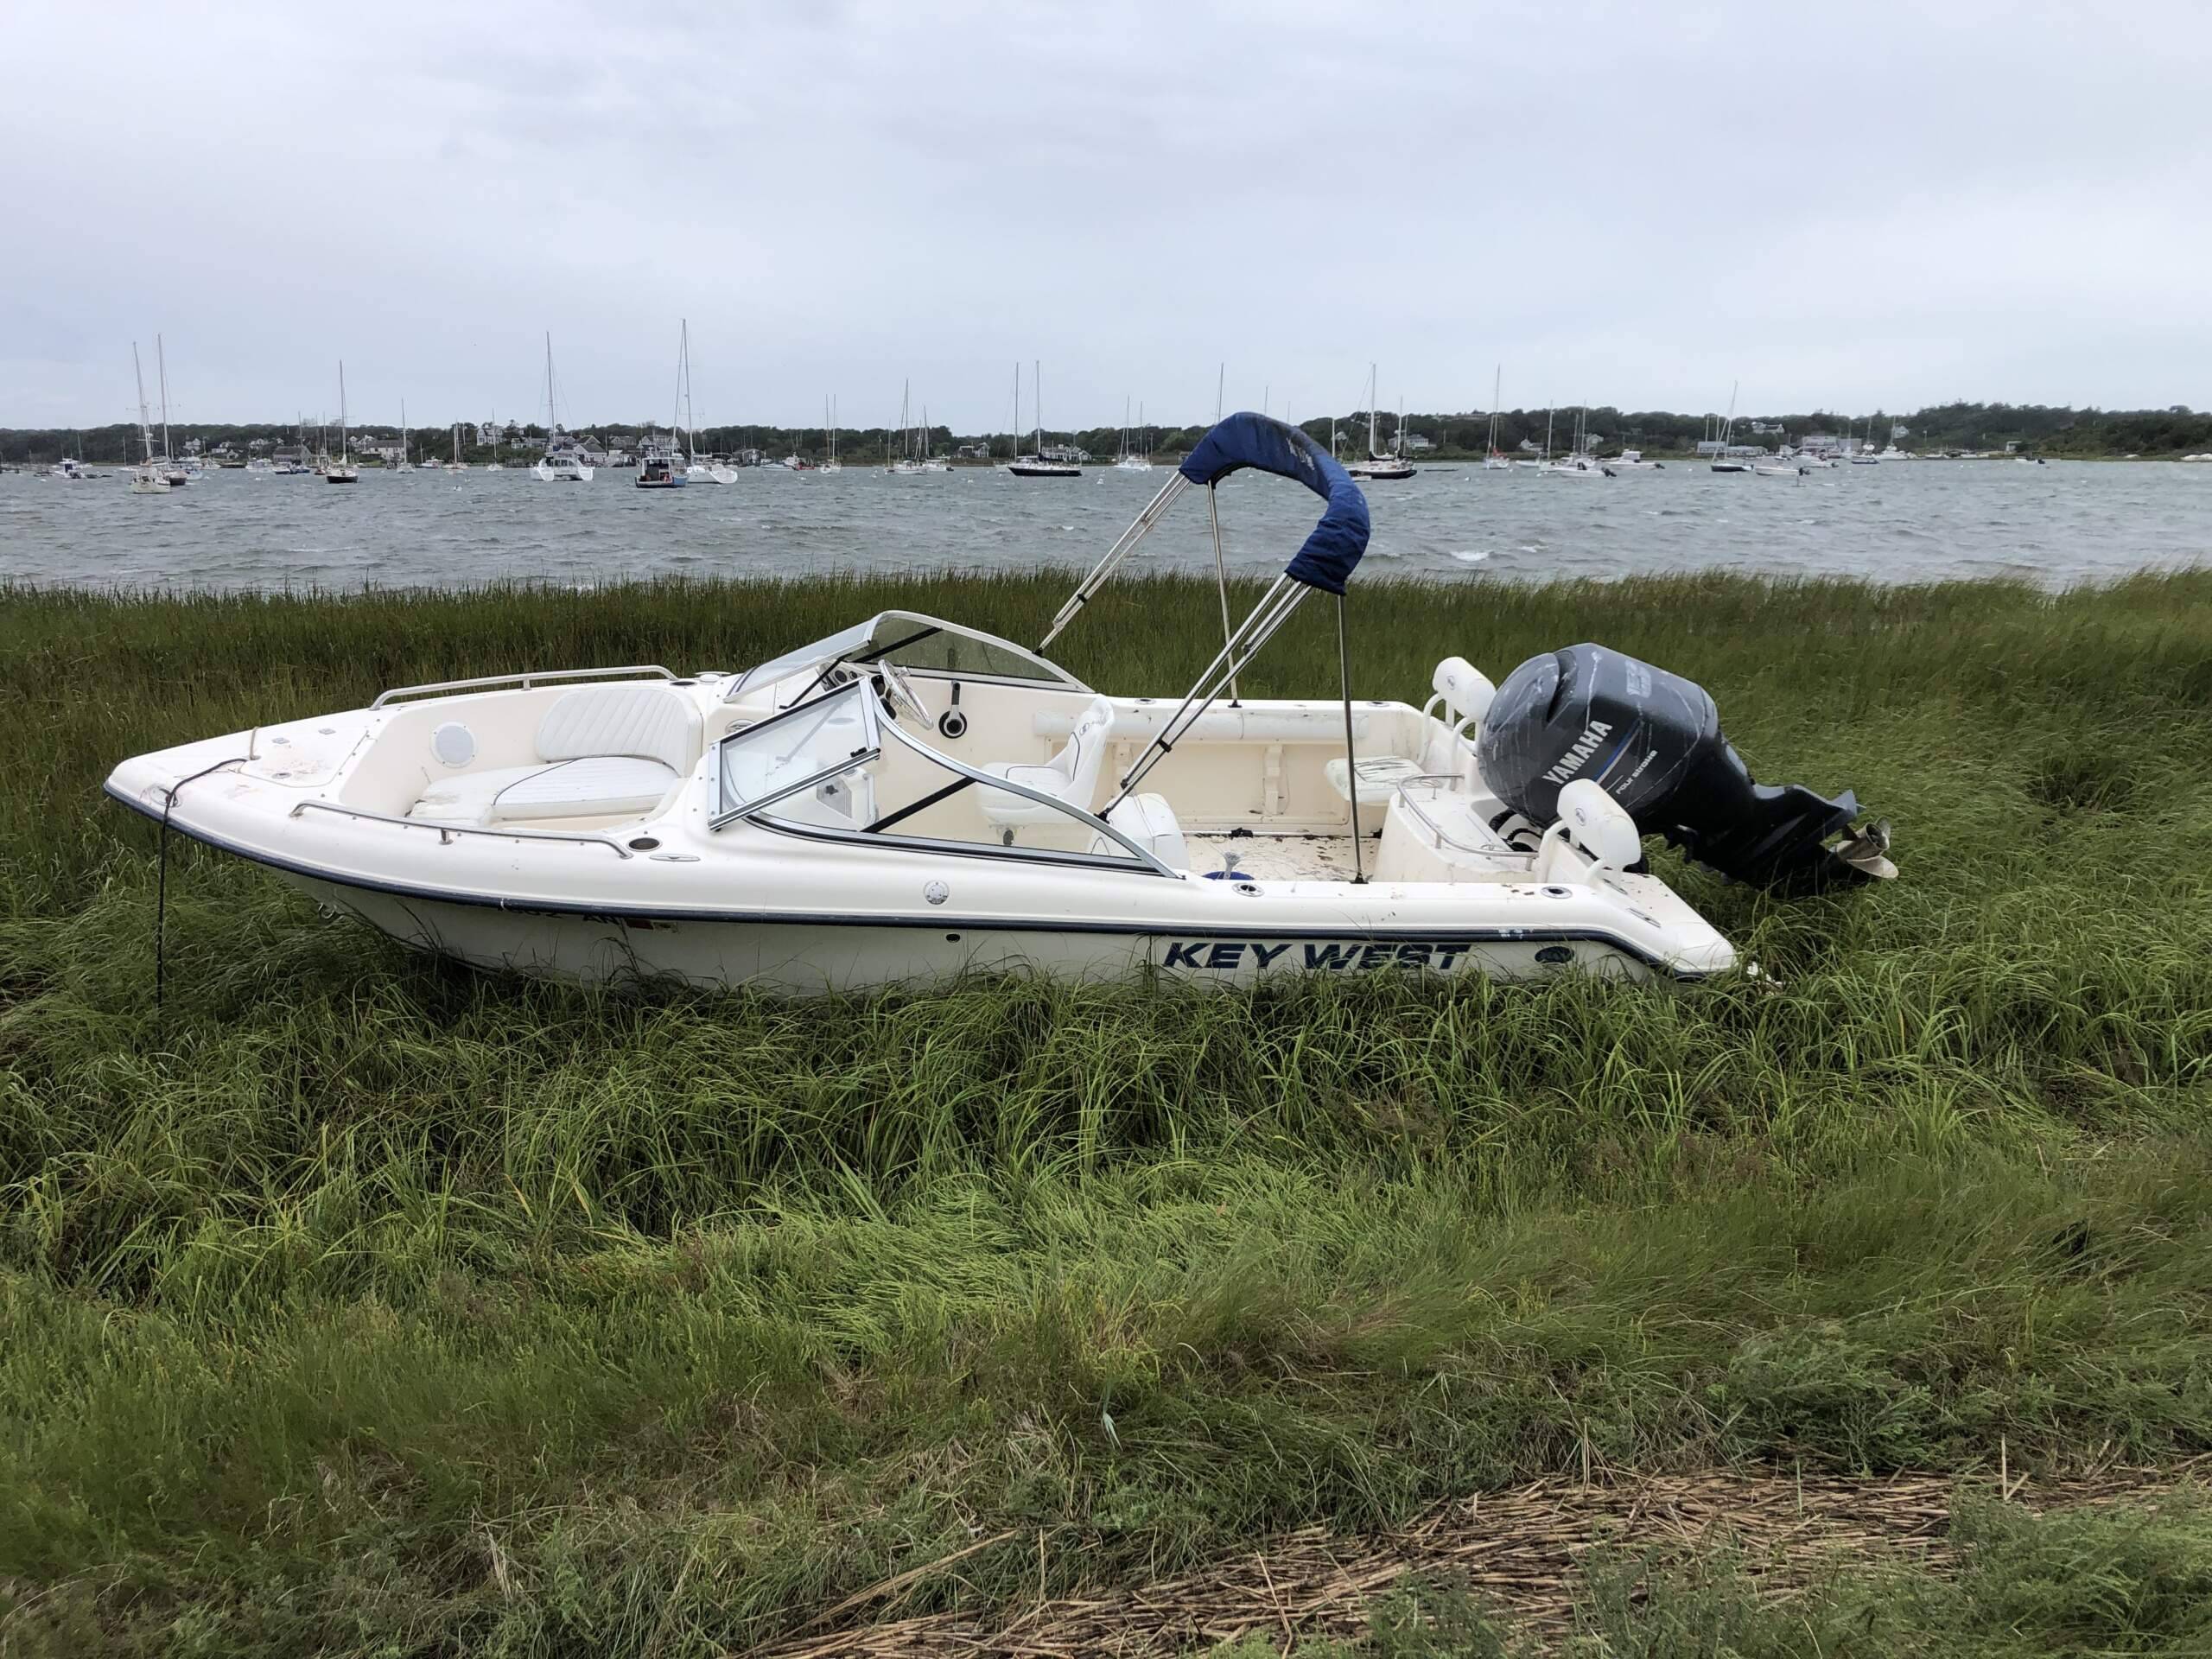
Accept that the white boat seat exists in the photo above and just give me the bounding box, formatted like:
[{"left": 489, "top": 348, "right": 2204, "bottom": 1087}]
[
  {"left": 980, "top": 695, "right": 1116, "bottom": 827},
  {"left": 1324, "top": 658, "right": 1497, "bottom": 804},
  {"left": 536, "top": 683, "right": 700, "bottom": 771},
  {"left": 1096, "top": 791, "right": 1189, "bottom": 870},
  {"left": 1324, "top": 753, "right": 1434, "bottom": 804},
  {"left": 408, "top": 683, "right": 701, "bottom": 826},
  {"left": 411, "top": 756, "right": 681, "bottom": 825}
]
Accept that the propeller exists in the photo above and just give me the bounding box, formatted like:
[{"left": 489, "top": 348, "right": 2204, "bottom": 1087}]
[{"left": 1834, "top": 818, "right": 1897, "bottom": 881}]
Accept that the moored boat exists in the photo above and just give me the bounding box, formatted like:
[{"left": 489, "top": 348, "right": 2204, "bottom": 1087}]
[{"left": 107, "top": 414, "right": 1894, "bottom": 994}]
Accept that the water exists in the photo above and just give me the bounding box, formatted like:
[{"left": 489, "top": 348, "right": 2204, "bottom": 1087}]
[{"left": 3, "top": 460, "right": 2208, "bottom": 592}]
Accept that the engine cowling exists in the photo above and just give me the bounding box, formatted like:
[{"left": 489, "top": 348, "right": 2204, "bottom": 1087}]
[{"left": 1476, "top": 642, "right": 1886, "bottom": 894}]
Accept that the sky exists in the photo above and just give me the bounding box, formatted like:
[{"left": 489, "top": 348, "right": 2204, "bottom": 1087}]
[{"left": 4, "top": 1, "right": 2209, "bottom": 433}]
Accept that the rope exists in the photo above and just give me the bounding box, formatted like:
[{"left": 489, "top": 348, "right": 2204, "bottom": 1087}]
[{"left": 154, "top": 755, "right": 250, "bottom": 1015}]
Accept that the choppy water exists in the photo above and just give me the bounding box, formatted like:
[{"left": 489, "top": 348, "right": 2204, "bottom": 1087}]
[{"left": 3, "top": 459, "right": 2208, "bottom": 591}]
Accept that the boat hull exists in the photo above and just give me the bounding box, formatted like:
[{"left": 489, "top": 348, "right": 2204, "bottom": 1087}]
[{"left": 286, "top": 873, "right": 1673, "bottom": 991}]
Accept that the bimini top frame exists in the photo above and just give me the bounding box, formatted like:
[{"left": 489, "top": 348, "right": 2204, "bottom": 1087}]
[{"left": 1038, "top": 413, "right": 1373, "bottom": 825}]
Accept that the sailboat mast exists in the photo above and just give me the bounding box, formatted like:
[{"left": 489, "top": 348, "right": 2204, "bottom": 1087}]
[
  {"left": 156, "top": 334, "right": 172, "bottom": 460},
  {"left": 1367, "top": 364, "right": 1378, "bottom": 459},
  {"left": 1012, "top": 362, "right": 1020, "bottom": 458},
  {"left": 339, "top": 362, "right": 348, "bottom": 463},
  {"left": 131, "top": 343, "right": 154, "bottom": 461},
  {"left": 672, "top": 321, "right": 686, "bottom": 452},
  {"left": 1033, "top": 360, "right": 1042, "bottom": 455}
]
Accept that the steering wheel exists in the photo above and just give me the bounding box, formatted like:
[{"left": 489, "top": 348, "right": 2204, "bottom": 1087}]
[{"left": 875, "top": 661, "right": 930, "bottom": 725}]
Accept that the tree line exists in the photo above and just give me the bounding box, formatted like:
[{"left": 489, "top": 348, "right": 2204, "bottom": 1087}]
[{"left": 6, "top": 400, "right": 2209, "bottom": 467}]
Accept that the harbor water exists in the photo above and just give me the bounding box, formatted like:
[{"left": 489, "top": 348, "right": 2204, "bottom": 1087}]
[{"left": 4, "top": 459, "right": 2208, "bottom": 592}]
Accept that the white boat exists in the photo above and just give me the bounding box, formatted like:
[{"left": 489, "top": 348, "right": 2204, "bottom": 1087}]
[
  {"left": 532, "top": 334, "right": 593, "bottom": 481},
  {"left": 156, "top": 337, "right": 189, "bottom": 486},
  {"left": 1344, "top": 364, "right": 1414, "bottom": 480},
  {"left": 1709, "top": 383, "right": 1749, "bottom": 474},
  {"left": 1007, "top": 361, "right": 1082, "bottom": 477},
  {"left": 673, "top": 321, "right": 739, "bottom": 483},
  {"left": 105, "top": 414, "right": 1894, "bottom": 994},
  {"left": 444, "top": 423, "right": 467, "bottom": 472},
  {"left": 1484, "top": 367, "right": 1513, "bottom": 468},
  {"left": 127, "top": 343, "right": 172, "bottom": 493},
  {"left": 1541, "top": 408, "right": 1611, "bottom": 478},
  {"left": 1115, "top": 398, "right": 1154, "bottom": 470},
  {"left": 325, "top": 363, "right": 359, "bottom": 483},
  {"left": 822, "top": 396, "right": 842, "bottom": 474},
  {"left": 1753, "top": 461, "right": 1808, "bottom": 478},
  {"left": 635, "top": 428, "right": 688, "bottom": 489},
  {"left": 46, "top": 457, "right": 99, "bottom": 480},
  {"left": 392, "top": 401, "right": 415, "bottom": 472}
]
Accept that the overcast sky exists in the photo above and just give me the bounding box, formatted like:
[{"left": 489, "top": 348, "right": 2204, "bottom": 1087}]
[{"left": 5, "top": 2, "right": 2208, "bottom": 432}]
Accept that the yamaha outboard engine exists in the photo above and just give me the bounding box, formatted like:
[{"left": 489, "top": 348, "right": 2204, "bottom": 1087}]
[{"left": 1478, "top": 643, "right": 1892, "bottom": 894}]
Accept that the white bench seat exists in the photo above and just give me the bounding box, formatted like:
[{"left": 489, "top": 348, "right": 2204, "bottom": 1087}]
[
  {"left": 1323, "top": 753, "right": 1436, "bottom": 804},
  {"left": 411, "top": 756, "right": 682, "bottom": 825}
]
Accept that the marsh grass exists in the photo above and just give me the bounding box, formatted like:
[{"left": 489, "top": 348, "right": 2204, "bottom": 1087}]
[{"left": 2, "top": 570, "right": 2209, "bottom": 1653}]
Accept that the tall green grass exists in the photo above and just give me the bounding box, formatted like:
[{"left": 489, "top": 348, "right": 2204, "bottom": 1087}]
[{"left": 3, "top": 571, "right": 2210, "bottom": 1654}]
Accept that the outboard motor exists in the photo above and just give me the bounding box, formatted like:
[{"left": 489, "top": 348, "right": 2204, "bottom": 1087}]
[{"left": 1478, "top": 643, "right": 1893, "bottom": 894}]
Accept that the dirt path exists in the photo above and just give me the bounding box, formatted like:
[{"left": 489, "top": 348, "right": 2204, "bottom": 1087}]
[{"left": 756, "top": 1461, "right": 2203, "bottom": 1657}]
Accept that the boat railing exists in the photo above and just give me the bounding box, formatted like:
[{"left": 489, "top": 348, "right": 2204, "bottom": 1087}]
[
  {"left": 1394, "top": 781, "right": 1541, "bottom": 865},
  {"left": 370, "top": 664, "right": 677, "bottom": 709},
  {"left": 289, "top": 798, "right": 633, "bottom": 858}
]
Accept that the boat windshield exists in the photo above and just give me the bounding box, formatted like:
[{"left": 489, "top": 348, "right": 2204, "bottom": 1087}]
[
  {"left": 712, "top": 678, "right": 1166, "bottom": 874},
  {"left": 727, "top": 611, "right": 1087, "bottom": 700},
  {"left": 717, "top": 682, "right": 877, "bottom": 818}
]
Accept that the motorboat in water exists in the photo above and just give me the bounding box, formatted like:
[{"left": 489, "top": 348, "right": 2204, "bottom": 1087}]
[
  {"left": 636, "top": 437, "right": 688, "bottom": 489},
  {"left": 106, "top": 414, "right": 1893, "bottom": 994},
  {"left": 1605, "top": 449, "right": 1664, "bottom": 472},
  {"left": 47, "top": 457, "right": 101, "bottom": 480},
  {"left": 535, "top": 447, "right": 592, "bottom": 482}
]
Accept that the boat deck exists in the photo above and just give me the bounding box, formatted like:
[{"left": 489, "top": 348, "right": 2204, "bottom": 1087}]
[{"left": 1184, "top": 831, "right": 1371, "bottom": 882}]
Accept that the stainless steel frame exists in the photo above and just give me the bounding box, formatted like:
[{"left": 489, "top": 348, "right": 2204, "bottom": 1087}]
[
  {"left": 371, "top": 664, "right": 677, "bottom": 709},
  {"left": 289, "top": 798, "right": 634, "bottom": 857}
]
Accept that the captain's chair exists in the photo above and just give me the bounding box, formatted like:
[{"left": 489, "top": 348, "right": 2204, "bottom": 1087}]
[
  {"left": 977, "top": 695, "right": 1117, "bottom": 830},
  {"left": 1325, "top": 656, "right": 1497, "bottom": 804}
]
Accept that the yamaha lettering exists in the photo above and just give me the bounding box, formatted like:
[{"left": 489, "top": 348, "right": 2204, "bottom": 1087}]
[{"left": 1540, "top": 720, "right": 1614, "bottom": 786}]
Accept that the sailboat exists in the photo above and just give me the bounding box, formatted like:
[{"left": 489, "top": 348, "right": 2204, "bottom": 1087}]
[
  {"left": 673, "top": 321, "right": 737, "bottom": 484},
  {"left": 1541, "top": 406, "right": 1611, "bottom": 478},
  {"left": 1115, "top": 397, "right": 1154, "bottom": 471},
  {"left": 444, "top": 423, "right": 467, "bottom": 473},
  {"left": 1345, "top": 364, "right": 1414, "bottom": 480},
  {"left": 393, "top": 402, "right": 414, "bottom": 472},
  {"left": 885, "top": 381, "right": 930, "bottom": 475},
  {"left": 1710, "top": 383, "right": 1750, "bottom": 474},
  {"left": 1007, "top": 360, "right": 1081, "bottom": 477},
  {"left": 326, "top": 363, "right": 359, "bottom": 482},
  {"left": 1484, "top": 366, "right": 1513, "bottom": 470},
  {"left": 532, "top": 334, "right": 592, "bottom": 481},
  {"left": 639, "top": 328, "right": 693, "bottom": 490},
  {"left": 128, "top": 343, "right": 172, "bottom": 493},
  {"left": 156, "top": 337, "right": 189, "bottom": 486},
  {"left": 821, "top": 396, "right": 842, "bottom": 474}
]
